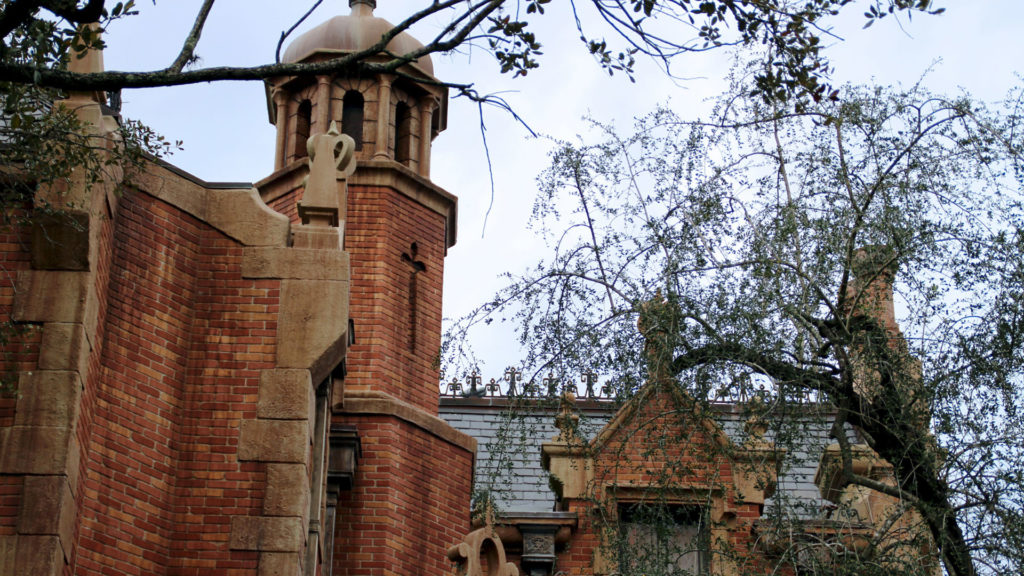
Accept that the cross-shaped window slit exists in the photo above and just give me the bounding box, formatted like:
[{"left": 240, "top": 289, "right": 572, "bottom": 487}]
[{"left": 400, "top": 242, "right": 426, "bottom": 352}]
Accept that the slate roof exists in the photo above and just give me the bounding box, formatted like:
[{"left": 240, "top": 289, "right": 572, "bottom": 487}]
[{"left": 439, "top": 397, "right": 839, "bottom": 518}]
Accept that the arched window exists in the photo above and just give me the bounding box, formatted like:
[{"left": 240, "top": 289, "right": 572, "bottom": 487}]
[
  {"left": 394, "top": 102, "right": 412, "bottom": 165},
  {"left": 431, "top": 106, "right": 442, "bottom": 138},
  {"left": 293, "top": 99, "right": 312, "bottom": 159},
  {"left": 342, "top": 90, "right": 364, "bottom": 150}
]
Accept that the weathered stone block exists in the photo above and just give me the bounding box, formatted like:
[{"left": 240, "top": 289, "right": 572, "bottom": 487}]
[
  {"left": 206, "top": 187, "right": 291, "bottom": 247},
  {"left": 258, "top": 370, "right": 314, "bottom": 421},
  {"left": 291, "top": 224, "right": 341, "bottom": 250},
  {"left": 37, "top": 322, "right": 91, "bottom": 375},
  {"left": 259, "top": 552, "right": 301, "bottom": 576},
  {"left": 0, "top": 426, "right": 73, "bottom": 475},
  {"left": 229, "top": 516, "right": 304, "bottom": 552},
  {"left": 277, "top": 279, "right": 349, "bottom": 385},
  {"left": 264, "top": 464, "right": 310, "bottom": 518},
  {"left": 13, "top": 535, "right": 63, "bottom": 576},
  {"left": 242, "top": 246, "right": 350, "bottom": 281},
  {"left": 31, "top": 210, "right": 90, "bottom": 271},
  {"left": 0, "top": 535, "right": 15, "bottom": 576},
  {"left": 238, "top": 420, "right": 309, "bottom": 464},
  {"left": 18, "top": 475, "right": 72, "bottom": 537},
  {"left": 12, "top": 271, "right": 90, "bottom": 324},
  {"left": 15, "top": 371, "right": 81, "bottom": 428}
]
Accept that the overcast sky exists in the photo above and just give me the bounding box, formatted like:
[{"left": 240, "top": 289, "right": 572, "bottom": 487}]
[{"left": 101, "top": 1, "right": 1024, "bottom": 382}]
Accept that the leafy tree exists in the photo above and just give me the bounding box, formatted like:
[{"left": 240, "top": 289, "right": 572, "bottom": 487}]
[{"left": 449, "top": 75, "right": 1024, "bottom": 576}]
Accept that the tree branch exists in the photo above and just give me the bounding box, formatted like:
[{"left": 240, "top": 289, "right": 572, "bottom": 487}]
[
  {"left": 0, "top": 0, "right": 503, "bottom": 93},
  {"left": 275, "top": 0, "right": 323, "bottom": 64},
  {"left": 166, "top": 0, "right": 216, "bottom": 73},
  {"left": 0, "top": 0, "right": 44, "bottom": 41},
  {"left": 44, "top": 0, "right": 105, "bottom": 24},
  {"left": 670, "top": 342, "right": 841, "bottom": 396}
]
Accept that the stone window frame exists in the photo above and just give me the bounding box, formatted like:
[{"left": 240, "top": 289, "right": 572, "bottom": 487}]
[{"left": 599, "top": 485, "right": 725, "bottom": 576}]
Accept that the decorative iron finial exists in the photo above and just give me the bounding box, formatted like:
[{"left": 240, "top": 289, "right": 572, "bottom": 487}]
[
  {"left": 466, "top": 371, "right": 482, "bottom": 395},
  {"left": 523, "top": 379, "right": 539, "bottom": 397},
  {"left": 581, "top": 370, "right": 598, "bottom": 398},
  {"left": 485, "top": 378, "right": 501, "bottom": 396},
  {"left": 543, "top": 372, "right": 557, "bottom": 397},
  {"left": 503, "top": 367, "right": 521, "bottom": 396},
  {"left": 445, "top": 377, "right": 462, "bottom": 396},
  {"left": 561, "top": 379, "right": 579, "bottom": 396}
]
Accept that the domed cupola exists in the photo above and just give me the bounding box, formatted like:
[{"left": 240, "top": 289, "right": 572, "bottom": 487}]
[{"left": 266, "top": 0, "right": 448, "bottom": 177}]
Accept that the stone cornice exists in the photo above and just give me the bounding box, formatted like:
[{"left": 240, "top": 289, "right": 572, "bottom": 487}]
[{"left": 341, "top": 390, "right": 476, "bottom": 455}]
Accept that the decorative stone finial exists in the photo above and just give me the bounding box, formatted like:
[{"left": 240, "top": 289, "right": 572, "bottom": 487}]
[
  {"left": 447, "top": 527, "right": 519, "bottom": 576},
  {"left": 67, "top": 23, "right": 107, "bottom": 104},
  {"left": 554, "top": 391, "right": 580, "bottom": 441},
  {"left": 298, "top": 122, "right": 356, "bottom": 228}
]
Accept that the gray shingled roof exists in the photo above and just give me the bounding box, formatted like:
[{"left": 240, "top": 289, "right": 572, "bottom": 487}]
[{"left": 439, "top": 398, "right": 839, "bottom": 518}]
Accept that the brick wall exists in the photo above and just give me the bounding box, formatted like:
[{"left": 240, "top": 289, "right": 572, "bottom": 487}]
[
  {"left": 344, "top": 185, "right": 446, "bottom": 415},
  {"left": 331, "top": 415, "right": 472, "bottom": 576},
  {"left": 0, "top": 205, "right": 40, "bottom": 538},
  {"left": 74, "top": 190, "right": 277, "bottom": 575},
  {"left": 71, "top": 183, "right": 117, "bottom": 576},
  {"left": 0, "top": 206, "right": 41, "bottom": 428}
]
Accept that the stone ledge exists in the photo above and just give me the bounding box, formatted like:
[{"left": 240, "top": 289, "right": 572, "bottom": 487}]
[
  {"left": 341, "top": 390, "right": 476, "bottom": 455},
  {"left": 255, "top": 159, "right": 458, "bottom": 249},
  {"left": 242, "top": 247, "right": 350, "bottom": 281},
  {"left": 133, "top": 165, "right": 289, "bottom": 248}
]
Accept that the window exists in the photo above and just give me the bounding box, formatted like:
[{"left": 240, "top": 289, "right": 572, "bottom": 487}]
[
  {"left": 394, "top": 101, "right": 412, "bottom": 165},
  {"left": 342, "top": 90, "right": 364, "bottom": 150},
  {"left": 617, "top": 503, "right": 709, "bottom": 576},
  {"left": 293, "top": 99, "right": 312, "bottom": 159}
]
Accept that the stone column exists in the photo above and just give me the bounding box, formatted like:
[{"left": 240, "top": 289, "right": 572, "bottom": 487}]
[
  {"left": 273, "top": 89, "right": 289, "bottom": 170},
  {"left": 418, "top": 98, "right": 435, "bottom": 178},
  {"left": 316, "top": 76, "right": 332, "bottom": 135},
  {"left": 374, "top": 75, "right": 393, "bottom": 159},
  {"left": 1, "top": 24, "right": 119, "bottom": 576}
]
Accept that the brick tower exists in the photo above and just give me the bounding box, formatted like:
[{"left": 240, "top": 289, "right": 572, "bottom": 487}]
[
  {"left": 258, "top": 1, "right": 476, "bottom": 574},
  {"left": 0, "top": 3, "right": 474, "bottom": 575}
]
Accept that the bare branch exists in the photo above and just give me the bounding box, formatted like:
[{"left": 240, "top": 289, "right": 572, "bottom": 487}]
[
  {"left": 166, "top": 0, "right": 216, "bottom": 73},
  {"left": 275, "top": 0, "right": 323, "bottom": 64}
]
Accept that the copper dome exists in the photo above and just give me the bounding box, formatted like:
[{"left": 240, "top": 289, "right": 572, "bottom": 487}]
[{"left": 281, "top": 1, "right": 434, "bottom": 76}]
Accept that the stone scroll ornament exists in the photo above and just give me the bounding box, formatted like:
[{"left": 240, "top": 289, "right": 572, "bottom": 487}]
[
  {"left": 447, "top": 527, "right": 519, "bottom": 576},
  {"left": 297, "top": 121, "right": 357, "bottom": 227}
]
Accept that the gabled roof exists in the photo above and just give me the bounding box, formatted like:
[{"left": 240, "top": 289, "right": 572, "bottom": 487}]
[{"left": 440, "top": 394, "right": 837, "bottom": 519}]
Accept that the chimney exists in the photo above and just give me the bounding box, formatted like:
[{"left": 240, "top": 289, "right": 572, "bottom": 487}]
[{"left": 849, "top": 245, "right": 900, "bottom": 338}]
